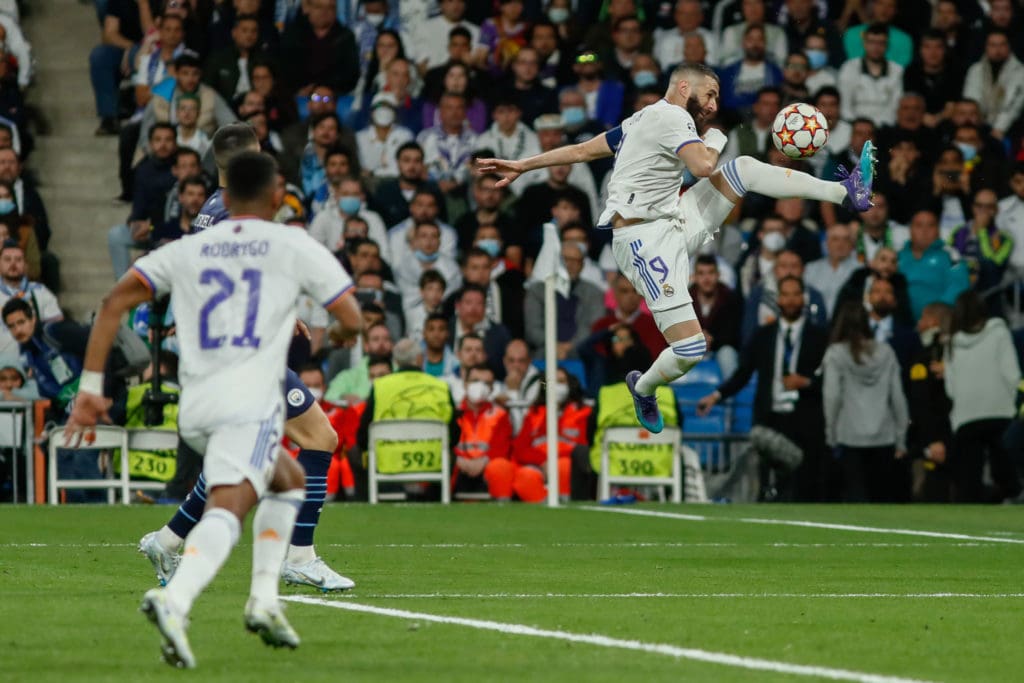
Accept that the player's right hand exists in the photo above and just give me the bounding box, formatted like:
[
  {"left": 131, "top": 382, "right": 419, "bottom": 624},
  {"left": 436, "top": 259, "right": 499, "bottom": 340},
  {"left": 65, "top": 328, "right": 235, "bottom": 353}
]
[
  {"left": 475, "top": 158, "right": 525, "bottom": 188},
  {"left": 64, "top": 392, "right": 113, "bottom": 447}
]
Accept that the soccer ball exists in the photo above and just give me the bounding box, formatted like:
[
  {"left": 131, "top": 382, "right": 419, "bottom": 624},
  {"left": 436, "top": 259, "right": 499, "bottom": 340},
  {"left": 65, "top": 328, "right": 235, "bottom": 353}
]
[{"left": 771, "top": 103, "right": 829, "bottom": 159}]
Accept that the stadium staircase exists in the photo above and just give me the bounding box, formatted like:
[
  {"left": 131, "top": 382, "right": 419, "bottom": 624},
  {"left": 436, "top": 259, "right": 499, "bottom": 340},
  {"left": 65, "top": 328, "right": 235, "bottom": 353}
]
[{"left": 24, "top": 0, "right": 125, "bottom": 320}]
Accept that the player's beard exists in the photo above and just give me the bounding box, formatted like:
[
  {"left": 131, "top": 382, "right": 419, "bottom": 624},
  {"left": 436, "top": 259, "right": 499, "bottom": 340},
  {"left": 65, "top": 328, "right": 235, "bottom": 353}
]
[{"left": 686, "top": 94, "right": 707, "bottom": 127}]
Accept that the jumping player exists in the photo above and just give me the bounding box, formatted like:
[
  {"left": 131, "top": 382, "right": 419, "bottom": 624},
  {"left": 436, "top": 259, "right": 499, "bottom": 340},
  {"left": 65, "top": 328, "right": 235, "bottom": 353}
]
[
  {"left": 138, "top": 124, "right": 354, "bottom": 591},
  {"left": 65, "top": 151, "right": 363, "bottom": 667},
  {"left": 478, "top": 62, "right": 874, "bottom": 433}
]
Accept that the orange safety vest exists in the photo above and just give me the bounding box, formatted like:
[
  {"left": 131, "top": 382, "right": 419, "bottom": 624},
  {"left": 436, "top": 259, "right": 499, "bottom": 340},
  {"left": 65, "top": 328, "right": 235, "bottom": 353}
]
[
  {"left": 455, "top": 402, "right": 512, "bottom": 460},
  {"left": 512, "top": 402, "right": 593, "bottom": 467}
]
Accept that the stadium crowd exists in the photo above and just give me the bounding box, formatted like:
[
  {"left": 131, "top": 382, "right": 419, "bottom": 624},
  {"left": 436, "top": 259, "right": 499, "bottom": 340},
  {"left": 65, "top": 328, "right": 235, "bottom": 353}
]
[{"left": 5, "top": 0, "right": 1024, "bottom": 505}]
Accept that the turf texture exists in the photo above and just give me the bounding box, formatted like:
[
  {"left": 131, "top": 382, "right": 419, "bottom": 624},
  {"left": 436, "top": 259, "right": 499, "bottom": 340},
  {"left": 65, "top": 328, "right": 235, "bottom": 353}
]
[{"left": 2, "top": 503, "right": 1023, "bottom": 682}]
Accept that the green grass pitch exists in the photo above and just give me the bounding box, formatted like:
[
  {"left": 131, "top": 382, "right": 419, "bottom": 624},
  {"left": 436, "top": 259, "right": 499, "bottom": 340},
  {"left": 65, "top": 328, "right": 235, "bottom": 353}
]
[{"left": 3, "top": 503, "right": 1024, "bottom": 682}]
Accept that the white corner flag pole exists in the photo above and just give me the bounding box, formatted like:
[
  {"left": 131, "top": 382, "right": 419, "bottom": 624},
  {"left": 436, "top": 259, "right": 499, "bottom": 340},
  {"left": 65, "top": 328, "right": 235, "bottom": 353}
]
[
  {"left": 535, "top": 222, "right": 566, "bottom": 509},
  {"left": 544, "top": 263, "right": 559, "bottom": 508}
]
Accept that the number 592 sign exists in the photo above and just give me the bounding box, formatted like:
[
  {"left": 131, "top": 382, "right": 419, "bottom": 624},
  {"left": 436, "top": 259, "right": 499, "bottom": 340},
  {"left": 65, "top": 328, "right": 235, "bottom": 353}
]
[{"left": 376, "top": 439, "right": 444, "bottom": 474}]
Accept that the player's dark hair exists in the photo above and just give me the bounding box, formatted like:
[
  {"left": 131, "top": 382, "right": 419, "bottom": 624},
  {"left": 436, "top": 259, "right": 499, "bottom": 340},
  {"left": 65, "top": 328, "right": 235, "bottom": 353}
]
[
  {"left": 694, "top": 254, "right": 718, "bottom": 269},
  {"left": 225, "top": 151, "right": 277, "bottom": 202},
  {"left": 669, "top": 61, "right": 720, "bottom": 87},
  {"left": 1, "top": 296, "right": 33, "bottom": 322},
  {"left": 149, "top": 122, "right": 176, "bottom": 140},
  {"left": 212, "top": 123, "right": 259, "bottom": 171},
  {"left": 419, "top": 269, "right": 447, "bottom": 290}
]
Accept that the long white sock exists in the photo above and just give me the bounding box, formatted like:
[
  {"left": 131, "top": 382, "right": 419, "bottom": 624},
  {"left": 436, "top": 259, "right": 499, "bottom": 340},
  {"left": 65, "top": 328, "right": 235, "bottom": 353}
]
[
  {"left": 250, "top": 489, "right": 305, "bottom": 608},
  {"left": 636, "top": 333, "right": 707, "bottom": 395},
  {"left": 287, "top": 544, "right": 316, "bottom": 565},
  {"left": 164, "top": 508, "right": 240, "bottom": 615},
  {"left": 156, "top": 525, "right": 184, "bottom": 553},
  {"left": 721, "top": 156, "right": 846, "bottom": 204}
]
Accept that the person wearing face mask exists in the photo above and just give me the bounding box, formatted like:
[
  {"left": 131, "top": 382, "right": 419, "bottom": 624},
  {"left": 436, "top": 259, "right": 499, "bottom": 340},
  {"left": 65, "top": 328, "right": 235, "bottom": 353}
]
[
  {"left": 453, "top": 174, "right": 515, "bottom": 250},
  {"left": 947, "top": 124, "right": 1010, "bottom": 197},
  {"left": 309, "top": 175, "right": 392, "bottom": 262},
  {"left": 450, "top": 364, "right": 513, "bottom": 498},
  {"left": 356, "top": 92, "right": 414, "bottom": 181},
  {"left": 0, "top": 182, "right": 40, "bottom": 282},
  {"left": 600, "top": 15, "right": 646, "bottom": 85},
  {"left": 491, "top": 369, "right": 592, "bottom": 502},
  {"left": 904, "top": 302, "right": 954, "bottom": 501},
  {"left": 738, "top": 213, "right": 787, "bottom": 297},
  {"left": 395, "top": 220, "right": 461, "bottom": 310},
  {"left": 802, "top": 33, "right": 837, "bottom": 94},
  {"left": 569, "top": 51, "right": 625, "bottom": 129},
  {"left": 963, "top": 29, "right": 1024, "bottom": 141},
  {"left": 349, "top": 0, "right": 399, "bottom": 73}
]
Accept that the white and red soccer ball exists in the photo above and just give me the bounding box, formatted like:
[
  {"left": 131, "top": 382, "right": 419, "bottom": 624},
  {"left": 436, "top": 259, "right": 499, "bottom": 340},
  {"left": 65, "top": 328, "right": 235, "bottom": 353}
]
[{"left": 771, "top": 103, "right": 829, "bottom": 159}]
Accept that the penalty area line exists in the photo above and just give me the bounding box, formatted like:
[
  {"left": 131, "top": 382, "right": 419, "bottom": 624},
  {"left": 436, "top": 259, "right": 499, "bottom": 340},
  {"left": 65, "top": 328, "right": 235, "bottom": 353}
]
[
  {"left": 283, "top": 595, "right": 937, "bottom": 683},
  {"left": 581, "top": 506, "right": 1024, "bottom": 545}
]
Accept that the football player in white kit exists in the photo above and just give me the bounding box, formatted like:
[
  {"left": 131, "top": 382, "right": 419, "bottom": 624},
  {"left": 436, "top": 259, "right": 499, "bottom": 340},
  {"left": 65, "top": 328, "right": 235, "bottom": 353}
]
[
  {"left": 478, "top": 62, "right": 875, "bottom": 433},
  {"left": 65, "top": 152, "right": 363, "bottom": 668}
]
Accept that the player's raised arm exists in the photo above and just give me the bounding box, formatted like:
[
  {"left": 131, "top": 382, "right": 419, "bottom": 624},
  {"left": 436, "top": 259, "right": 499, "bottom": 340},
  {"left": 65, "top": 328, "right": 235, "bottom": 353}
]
[
  {"left": 325, "top": 288, "right": 362, "bottom": 343},
  {"left": 476, "top": 133, "right": 615, "bottom": 188},
  {"left": 677, "top": 127, "right": 726, "bottom": 178}
]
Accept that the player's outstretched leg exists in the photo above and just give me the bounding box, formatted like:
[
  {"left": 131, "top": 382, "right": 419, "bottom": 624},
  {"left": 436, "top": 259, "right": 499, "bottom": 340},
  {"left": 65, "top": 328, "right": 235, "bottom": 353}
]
[
  {"left": 627, "top": 332, "right": 708, "bottom": 433},
  {"left": 717, "top": 141, "right": 876, "bottom": 211}
]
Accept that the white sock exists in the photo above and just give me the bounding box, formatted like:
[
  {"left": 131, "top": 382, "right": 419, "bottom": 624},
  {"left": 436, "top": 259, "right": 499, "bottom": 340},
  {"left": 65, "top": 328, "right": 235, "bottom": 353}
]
[
  {"left": 156, "top": 526, "right": 184, "bottom": 553},
  {"left": 164, "top": 508, "right": 240, "bottom": 615},
  {"left": 250, "top": 489, "right": 305, "bottom": 608},
  {"left": 636, "top": 333, "right": 707, "bottom": 395},
  {"left": 721, "top": 156, "right": 846, "bottom": 204},
  {"left": 287, "top": 544, "right": 316, "bottom": 565}
]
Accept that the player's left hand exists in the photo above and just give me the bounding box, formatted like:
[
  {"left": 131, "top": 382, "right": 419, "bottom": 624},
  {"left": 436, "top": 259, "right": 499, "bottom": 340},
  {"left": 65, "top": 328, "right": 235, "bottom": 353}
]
[
  {"left": 294, "top": 320, "right": 312, "bottom": 340},
  {"left": 475, "top": 158, "right": 525, "bottom": 188},
  {"left": 64, "top": 392, "right": 113, "bottom": 447}
]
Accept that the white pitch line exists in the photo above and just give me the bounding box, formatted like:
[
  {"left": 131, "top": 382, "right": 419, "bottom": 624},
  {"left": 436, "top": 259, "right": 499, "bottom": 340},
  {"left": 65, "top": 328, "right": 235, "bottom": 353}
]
[
  {"left": 318, "top": 592, "right": 1024, "bottom": 599},
  {"left": 283, "top": 595, "right": 937, "bottom": 683},
  {"left": 581, "top": 506, "right": 1024, "bottom": 545},
  {"left": 1, "top": 541, "right": 1003, "bottom": 549}
]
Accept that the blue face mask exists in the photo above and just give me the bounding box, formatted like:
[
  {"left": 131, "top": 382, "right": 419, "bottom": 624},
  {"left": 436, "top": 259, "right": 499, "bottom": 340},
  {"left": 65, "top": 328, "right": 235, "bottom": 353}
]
[
  {"left": 414, "top": 249, "right": 439, "bottom": 263},
  {"left": 561, "top": 106, "right": 586, "bottom": 128},
  {"left": 633, "top": 71, "right": 658, "bottom": 88},
  {"left": 476, "top": 238, "right": 501, "bottom": 258},
  {"left": 0, "top": 198, "right": 15, "bottom": 215},
  {"left": 548, "top": 7, "right": 570, "bottom": 23},
  {"left": 339, "top": 196, "right": 362, "bottom": 215},
  {"left": 955, "top": 142, "right": 978, "bottom": 162},
  {"left": 805, "top": 49, "right": 828, "bottom": 70}
]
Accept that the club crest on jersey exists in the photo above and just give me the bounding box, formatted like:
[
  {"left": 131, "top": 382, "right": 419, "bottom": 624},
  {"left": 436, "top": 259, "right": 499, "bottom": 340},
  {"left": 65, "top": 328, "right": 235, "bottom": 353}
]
[
  {"left": 662, "top": 284, "right": 675, "bottom": 297},
  {"left": 287, "top": 388, "right": 306, "bottom": 407}
]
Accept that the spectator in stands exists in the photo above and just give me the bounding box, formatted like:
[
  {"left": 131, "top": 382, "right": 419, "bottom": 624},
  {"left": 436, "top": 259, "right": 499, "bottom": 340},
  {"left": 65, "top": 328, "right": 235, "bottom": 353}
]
[
  {"left": 280, "top": 0, "right": 359, "bottom": 97},
  {"left": 776, "top": 197, "right": 823, "bottom": 265},
  {"left": 719, "top": 0, "right": 786, "bottom": 66},
  {"left": 720, "top": 87, "right": 779, "bottom": 166},
  {"left": 742, "top": 249, "right": 827, "bottom": 345},
  {"left": 801, "top": 32, "right": 837, "bottom": 94},
  {"left": 953, "top": 124, "right": 1009, "bottom": 197},
  {"left": 557, "top": 88, "right": 613, "bottom": 185},
  {"left": 822, "top": 116, "right": 874, "bottom": 193},
  {"left": 278, "top": 84, "right": 358, "bottom": 182},
  {"left": 842, "top": 0, "right": 912, "bottom": 67},
  {"left": 453, "top": 364, "right": 512, "bottom": 498},
  {"left": 804, "top": 222, "right": 859, "bottom": 317},
  {"left": 447, "top": 332, "right": 487, "bottom": 402},
  {"left": 352, "top": 337, "right": 456, "bottom": 502},
  {"left": 203, "top": 13, "right": 270, "bottom": 102},
  {"left": 517, "top": 114, "right": 600, "bottom": 215},
  {"left": 837, "top": 24, "right": 903, "bottom": 127},
  {"left": 494, "top": 338, "right": 540, "bottom": 430},
  {"left": 306, "top": 147, "right": 354, "bottom": 217},
  {"left": 443, "top": 247, "right": 525, "bottom": 340},
  {"left": 948, "top": 188, "right": 1013, "bottom": 292},
  {"left": 963, "top": 29, "right": 1024, "bottom": 141},
  {"left": 781, "top": 0, "right": 843, "bottom": 68},
  {"left": 90, "top": 0, "right": 154, "bottom": 135},
  {"left": 717, "top": 25, "right": 783, "bottom": 118},
  {"left": 450, "top": 285, "right": 511, "bottom": 379},
  {"left": 836, "top": 246, "right": 913, "bottom": 325},
  {"left": 931, "top": 0, "right": 969, "bottom": 58},
  {"left": 570, "top": 51, "right": 624, "bottom": 129},
  {"left": 997, "top": 164, "right": 1024, "bottom": 273},
  {"left": 899, "top": 210, "right": 970, "bottom": 321},
  {"left": 927, "top": 146, "right": 972, "bottom": 236},
  {"left": 475, "top": 96, "right": 540, "bottom": 179},
  {"left": 415, "top": 0, "right": 480, "bottom": 73},
  {"left": 421, "top": 312, "right": 456, "bottom": 378},
  {"left": 0, "top": 148, "right": 48, "bottom": 251},
  {"left": 354, "top": 270, "right": 404, "bottom": 342},
  {"left": 699, "top": 276, "right": 829, "bottom": 502},
  {"left": 245, "top": 62, "right": 296, "bottom": 132},
  {"left": 133, "top": 13, "right": 185, "bottom": 113},
  {"left": 356, "top": 92, "right": 414, "bottom": 179},
  {"left": 0, "top": 182, "right": 40, "bottom": 281},
  {"left": 493, "top": 367, "right": 590, "bottom": 502},
  {"left": 325, "top": 321, "right": 394, "bottom": 402},
  {"left": 151, "top": 175, "right": 206, "bottom": 245},
  {"left": 502, "top": 47, "right": 557, "bottom": 128},
  {"left": 944, "top": 290, "right": 1022, "bottom": 502},
  {"left": 0, "top": 240, "right": 61, "bottom": 357},
  {"left": 518, "top": 169, "right": 592, "bottom": 258},
  {"left": 396, "top": 221, "right": 461, "bottom": 308},
  {"left": 416, "top": 92, "right": 476, "bottom": 199},
  {"left": 902, "top": 30, "right": 964, "bottom": 128},
  {"left": 525, "top": 241, "right": 604, "bottom": 361},
  {"left": 297, "top": 112, "right": 344, "bottom": 196},
  {"left": 778, "top": 52, "right": 811, "bottom": 104},
  {"left": 554, "top": 223, "right": 606, "bottom": 291},
  {"left": 473, "top": 0, "right": 528, "bottom": 76},
  {"left": 371, "top": 142, "right": 440, "bottom": 228},
  {"left": 654, "top": 0, "right": 717, "bottom": 69},
  {"left": 387, "top": 189, "right": 456, "bottom": 270},
  {"left": 599, "top": 14, "right": 644, "bottom": 86},
  {"left": 454, "top": 174, "right": 513, "bottom": 251},
  {"left": 689, "top": 255, "right": 742, "bottom": 378},
  {"left": 877, "top": 94, "right": 940, "bottom": 166},
  {"left": 405, "top": 271, "right": 447, "bottom": 344},
  {"left": 173, "top": 94, "right": 210, "bottom": 158},
  {"left": 592, "top": 271, "right": 664, "bottom": 362},
  {"left": 530, "top": 20, "right": 572, "bottom": 90},
  {"left": 310, "top": 177, "right": 389, "bottom": 259},
  {"left": 851, "top": 192, "right": 909, "bottom": 263},
  {"left": 739, "top": 213, "right": 787, "bottom": 296},
  {"left": 906, "top": 302, "right": 954, "bottom": 501},
  {"left": 823, "top": 301, "right": 909, "bottom": 502},
  {"left": 422, "top": 59, "right": 488, "bottom": 135},
  {"left": 863, "top": 275, "right": 919, "bottom": 369},
  {"left": 875, "top": 136, "right": 930, "bottom": 225},
  {"left": 108, "top": 123, "right": 177, "bottom": 279}
]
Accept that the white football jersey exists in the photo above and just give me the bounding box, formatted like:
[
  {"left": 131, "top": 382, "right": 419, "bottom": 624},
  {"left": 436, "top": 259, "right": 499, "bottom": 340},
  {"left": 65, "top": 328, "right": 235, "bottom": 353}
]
[
  {"left": 598, "top": 99, "right": 702, "bottom": 226},
  {"left": 132, "top": 219, "right": 353, "bottom": 429}
]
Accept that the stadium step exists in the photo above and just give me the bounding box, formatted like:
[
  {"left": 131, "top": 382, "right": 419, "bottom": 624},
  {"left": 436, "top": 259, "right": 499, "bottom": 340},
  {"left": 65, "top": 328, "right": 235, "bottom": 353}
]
[{"left": 23, "top": 0, "right": 124, "bottom": 319}]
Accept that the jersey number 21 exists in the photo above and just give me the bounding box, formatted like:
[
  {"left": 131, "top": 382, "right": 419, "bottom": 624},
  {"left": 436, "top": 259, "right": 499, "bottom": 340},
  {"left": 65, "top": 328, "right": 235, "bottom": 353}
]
[{"left": 198, "top": 268, "right": 262, "bottom": 350}]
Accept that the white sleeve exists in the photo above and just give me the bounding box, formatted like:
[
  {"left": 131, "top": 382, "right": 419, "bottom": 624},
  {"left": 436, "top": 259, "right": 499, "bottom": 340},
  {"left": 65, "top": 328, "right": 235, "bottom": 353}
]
[
  {"left": 132, "top": 240, "right": 182, "bottom": 297},
  {"left": 837, "top": 62, "right": 857, "bottom": 122},
  {"left": 33, "top": 286, "right": 62, "bottom": 322},
  {"left": 293, "top": 234, "right": 354, "bottom": 307},
  {"left": 656, "top": 108, "right": 702, "bottom": 156}
]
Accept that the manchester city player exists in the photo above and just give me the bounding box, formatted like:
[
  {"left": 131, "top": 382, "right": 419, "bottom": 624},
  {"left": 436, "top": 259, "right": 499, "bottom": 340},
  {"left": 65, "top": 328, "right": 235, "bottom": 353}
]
[{"left": 139, "top": 124, "right": 353, "bottom": 591}]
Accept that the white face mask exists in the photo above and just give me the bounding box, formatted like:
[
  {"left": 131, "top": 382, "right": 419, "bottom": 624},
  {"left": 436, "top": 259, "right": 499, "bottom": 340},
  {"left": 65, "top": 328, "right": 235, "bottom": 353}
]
[
  {"left": 365, "top": 13, "right": 386, "bottom": 27},
  {"left": 372, "top": 106, "right": 396, "bottom": 127},
  {"left": 309, "top": 387, "right": 324, "bottom": 401},
  {"left": 553, "top": 383, "right": 569, "bottom": 404},
  {"left": 762, "top": 231, "right": 787, "bottom": 252},
  {"left": 466, "top": 381, "right": 490, "bottom": 404}
]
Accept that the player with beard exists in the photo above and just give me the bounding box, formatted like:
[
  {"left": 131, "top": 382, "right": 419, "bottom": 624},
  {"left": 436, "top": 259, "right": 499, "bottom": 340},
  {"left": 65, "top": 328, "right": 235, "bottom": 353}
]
[
  {"left": 478, "top": 62, "right": 876, "bottom": 434},
  {"left": 139, "top": 124, "right": 356, "bottom": 593}
]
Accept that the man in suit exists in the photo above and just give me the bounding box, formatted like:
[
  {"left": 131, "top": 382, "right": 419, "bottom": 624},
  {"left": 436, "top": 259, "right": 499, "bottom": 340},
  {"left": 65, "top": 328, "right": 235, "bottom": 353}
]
[
  {"left": 448, "top": 284, "right": 511, "bottom": 381},
  {"left": 741, "top": 249, "right": 827, "bottom": 346},
  {"left": 866, "top": 276, "right": 919, "bottom": 373},
  {"left": 698, "top": 276, "right": 829, "bottom": 502}
]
